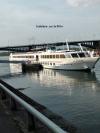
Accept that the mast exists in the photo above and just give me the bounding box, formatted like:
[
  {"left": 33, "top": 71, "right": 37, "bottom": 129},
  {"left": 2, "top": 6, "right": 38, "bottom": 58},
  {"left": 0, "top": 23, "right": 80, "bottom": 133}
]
[
  {"left": 78, "top": 43, "right": 84, "bottom": 51},
  {"left": 66, "top": 39, "right": 69, "bottom": 51}
]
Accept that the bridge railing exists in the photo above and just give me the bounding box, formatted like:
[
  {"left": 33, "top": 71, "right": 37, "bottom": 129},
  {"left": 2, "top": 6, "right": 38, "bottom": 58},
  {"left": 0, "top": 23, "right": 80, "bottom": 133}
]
[{"left": 0, "top": 79, "right": 68, "bottom": 133}]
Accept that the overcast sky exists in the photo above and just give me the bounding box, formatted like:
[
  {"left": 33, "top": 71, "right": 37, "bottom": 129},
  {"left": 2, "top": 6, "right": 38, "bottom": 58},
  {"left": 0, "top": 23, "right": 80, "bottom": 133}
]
[{"left": 0, "top": 0, "right": 100, "bottom": 46}]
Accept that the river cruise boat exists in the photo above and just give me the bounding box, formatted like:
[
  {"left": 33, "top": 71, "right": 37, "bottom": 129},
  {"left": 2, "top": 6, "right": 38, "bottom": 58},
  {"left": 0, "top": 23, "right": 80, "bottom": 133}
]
[{"left": 9, "top": 44, "right": 100, "bottom": 71}]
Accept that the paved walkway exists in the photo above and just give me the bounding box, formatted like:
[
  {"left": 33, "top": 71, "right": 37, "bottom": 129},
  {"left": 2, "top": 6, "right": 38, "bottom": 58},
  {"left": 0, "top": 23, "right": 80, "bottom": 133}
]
[{"left": 0, "top": 100, "right": 22, "bottom": 133}]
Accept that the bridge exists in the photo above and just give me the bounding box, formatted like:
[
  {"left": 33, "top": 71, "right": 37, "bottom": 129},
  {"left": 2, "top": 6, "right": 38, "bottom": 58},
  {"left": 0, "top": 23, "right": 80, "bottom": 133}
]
[{"left": 0, "top": 39, "right": 100, "bottom": 52}]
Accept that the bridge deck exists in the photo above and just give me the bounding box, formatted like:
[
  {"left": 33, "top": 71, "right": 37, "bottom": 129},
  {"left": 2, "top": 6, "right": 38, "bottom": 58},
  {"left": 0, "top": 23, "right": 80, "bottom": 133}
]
[{"left": 0, "top": 40, "right": 100, "bottom": 52}]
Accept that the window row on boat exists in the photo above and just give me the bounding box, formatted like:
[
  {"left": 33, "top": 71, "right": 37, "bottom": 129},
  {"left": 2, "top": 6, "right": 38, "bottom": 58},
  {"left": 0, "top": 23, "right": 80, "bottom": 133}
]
[
  {"left": 12, "top": 55, "right": 34, "bottom": 58},
  {"left": 41, "top": 52, "right": 90, "bottom": 59},
  {"left": 41, "top": 62, "right": 56, "bottom": 66},
  {"left": 41, "top": 54, "right": 66, "bottom": 58}
]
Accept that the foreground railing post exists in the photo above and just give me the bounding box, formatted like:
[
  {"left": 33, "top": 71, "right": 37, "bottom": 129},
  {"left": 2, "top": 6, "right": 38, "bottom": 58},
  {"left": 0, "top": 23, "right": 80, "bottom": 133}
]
[
  {"left": 1, "top": 90, "right": 6, "bottom": 100},
  {"left": 10, "top": 97, "right": 17, "bottom": 111},
  {"left": 27, "top": 111, "right": 36, "bottom": 131}
]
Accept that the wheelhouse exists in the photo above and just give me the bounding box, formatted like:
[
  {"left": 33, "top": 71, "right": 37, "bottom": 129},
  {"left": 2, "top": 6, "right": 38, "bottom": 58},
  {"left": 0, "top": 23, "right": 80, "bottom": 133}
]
[{"left": 70, "top": 51, "right": 90, "bottom": 58}]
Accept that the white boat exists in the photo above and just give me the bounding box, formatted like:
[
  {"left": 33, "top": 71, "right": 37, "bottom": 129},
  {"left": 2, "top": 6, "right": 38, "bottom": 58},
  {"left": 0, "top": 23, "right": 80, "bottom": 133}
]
[{"left": 9, "top": 44, "right": 100, "bottom": 71}]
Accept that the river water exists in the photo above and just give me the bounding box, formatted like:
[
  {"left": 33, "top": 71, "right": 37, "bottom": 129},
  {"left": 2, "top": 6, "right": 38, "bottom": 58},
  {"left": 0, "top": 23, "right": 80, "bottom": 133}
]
[{"left": 0, "top": 56, "right": 100, "bottom": 133}]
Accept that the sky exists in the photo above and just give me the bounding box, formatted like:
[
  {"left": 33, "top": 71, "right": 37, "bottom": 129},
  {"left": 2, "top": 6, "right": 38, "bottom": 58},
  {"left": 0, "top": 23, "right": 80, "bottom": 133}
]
[{"left": 0, "top": 0, "right": 100, "bottom": 46}]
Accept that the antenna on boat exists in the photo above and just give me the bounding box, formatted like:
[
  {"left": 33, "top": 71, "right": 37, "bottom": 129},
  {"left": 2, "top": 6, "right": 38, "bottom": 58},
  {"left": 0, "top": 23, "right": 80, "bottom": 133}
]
[{"left": 66, "top": 39, "right": 69, "bottom": 51}]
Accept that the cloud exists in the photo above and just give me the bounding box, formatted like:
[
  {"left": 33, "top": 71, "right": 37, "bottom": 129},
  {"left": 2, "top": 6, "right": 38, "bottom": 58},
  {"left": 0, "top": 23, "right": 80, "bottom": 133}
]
[{"left": 66, "top": 0, "right": 100, "bottom": 7}]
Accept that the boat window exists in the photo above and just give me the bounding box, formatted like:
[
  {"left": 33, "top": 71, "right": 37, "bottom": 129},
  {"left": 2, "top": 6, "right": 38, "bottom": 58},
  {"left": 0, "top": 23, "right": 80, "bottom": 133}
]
[
  {"left": 78, "top": 53, "right": 85, "bottom": 58},
  {"left": 56, "top": 55, "right": 59, "bottom": 58},
  {"left": 71, "top": 53, "right": 78, "bottom": 58},
  {"left": 60, "top": 54, "right": 65, "bottom": 58},
  {"left": 29, "top": 56, "right": 34, "bottom": 58},
  {"left": 53, "top": 55, "right": 55, "bottom": 58},
  {"left": 17, "top": 56, "right": 21, "bottom": 58},
  {"left": 50, "top": 55, "right": 52, "bottom": 58}
]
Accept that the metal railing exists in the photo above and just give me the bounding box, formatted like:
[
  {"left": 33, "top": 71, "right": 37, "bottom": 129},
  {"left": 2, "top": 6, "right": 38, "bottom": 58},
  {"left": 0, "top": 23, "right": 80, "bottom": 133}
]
[{"left": 0, "top": 81, "right": 68, "bottom": 133}]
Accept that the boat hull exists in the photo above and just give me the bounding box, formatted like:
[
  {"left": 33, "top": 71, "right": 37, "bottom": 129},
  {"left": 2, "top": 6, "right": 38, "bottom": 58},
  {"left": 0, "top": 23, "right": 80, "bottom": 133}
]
[{"left": 42, "top": 57, "right": 99, "bottom": 71}]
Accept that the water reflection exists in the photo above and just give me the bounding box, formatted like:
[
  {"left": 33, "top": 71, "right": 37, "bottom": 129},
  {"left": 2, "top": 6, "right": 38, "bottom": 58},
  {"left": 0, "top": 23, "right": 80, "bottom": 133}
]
[
  {"left": 10, "top": 63, "right": 22, "bottom": 74},
  {"left": 33, "top": 69, "right": 100, "bottom": 94},
  {"left": 9, "top": 64, "right": 100, "bottom": 96},
  {"left": 0, "top": 63, "right": 23, "bottom": 79}
]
